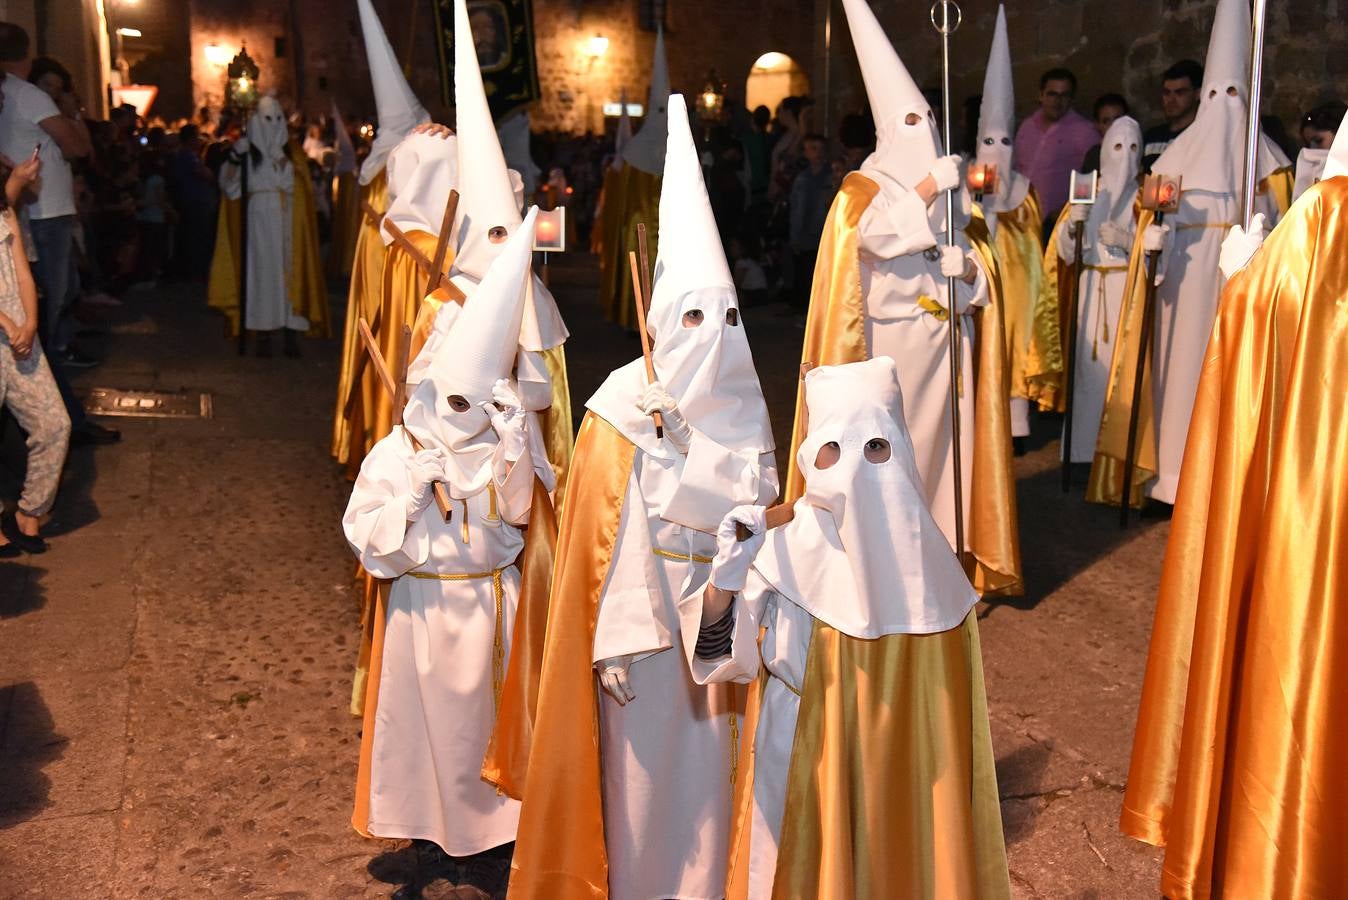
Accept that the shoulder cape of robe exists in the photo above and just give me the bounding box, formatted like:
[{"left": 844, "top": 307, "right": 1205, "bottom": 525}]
[
  {"left": 351, "top": 467, "right": 559, "bottom": 838},
  {"left": 789, "top": 173, "right": 1021, "bottom": 597},
  {"left": 207, "top": 141, "right": 330, "bottom": 338},
  {"left": 505, "top": 412, "right": 636, "bottom": 899},
  {"left": 596, "top": 166, "right": 661, "bottom": 330},
  {"left": 725, "top": 610, "right": 1009, "bottom": 899},
  {"left": 992, "top": 189, "right": 1058, "bottom": 408},
  {"left": 1120, "top": 177, "right": 1348, "bottom": 900},
  {"left": 332, "top": 171, "right": 390, "bottom": 470}
]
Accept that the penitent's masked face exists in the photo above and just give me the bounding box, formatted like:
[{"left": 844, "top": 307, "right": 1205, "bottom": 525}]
[{"left": 975, "top": 127, "right": 1014, "bottom": 203}]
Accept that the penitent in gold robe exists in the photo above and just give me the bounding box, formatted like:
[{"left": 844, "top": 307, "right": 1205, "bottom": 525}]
[
  {"left": 1120, "top": 177, "right": 1348, "bottom": 899},
  {"left": 596, "top": 166, "right": 661, "bottom": 330},
  {"left": 328, "top": 170, "right": 362, "bottom": 280},
  {"left": 790, "top": 173, "right": 1021, "bottom": 597},
  {"left": 331, "top": 171, "right": 389, "bottom": 472},
  {"left": 207, "top": 142, "right": 330, "bottom": 339},
  {"left": 989, "top": 189, "right": 1061, "bottom": 410}
]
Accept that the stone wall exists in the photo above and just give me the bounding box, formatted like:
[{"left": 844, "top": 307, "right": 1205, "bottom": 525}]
[{"left": 819, "top": 0, "right": 1346, "bottom": 153}]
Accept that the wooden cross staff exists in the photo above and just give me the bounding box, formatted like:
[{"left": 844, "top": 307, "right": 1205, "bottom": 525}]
[
  {"left": 360, "top": 198, "right": 467, "bottom": 303},
  {"left": 357, "top": 317, "right": 453, "bottom": 522}
]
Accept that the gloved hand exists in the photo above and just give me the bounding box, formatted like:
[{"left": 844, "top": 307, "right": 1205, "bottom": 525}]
[
  {"left": 482, "top": 378, "right": 527, "bottom": 463},
  {"left": 1068, "top": 203, "right": 1090, "bottom": 224},
  {"left": 1142, "top": 223, "right": 1170, "bottom": 254},
  {"left": 928, "top": 155, "right": 962, "bottom": 194},
  {"left": 711, "top": 505, "right": 768, "bottom": 592},
  {"left": 406, "top": 447, "right": 448, "bottom": 518},
  {"left": 639, "top": 381, "right": 693, "bottom": 453},
  {"left": 1098, "top": 221, "right": 1132, "bottom": 252},
  {"left": 940, "top": 245, "right": 970, "bottom": 280},
  {"left": 598, "top": 655, "right": 636, "bottom": 705},
  {"left": 1218, "top": 213, "right": 1267, "bottom": 280}
]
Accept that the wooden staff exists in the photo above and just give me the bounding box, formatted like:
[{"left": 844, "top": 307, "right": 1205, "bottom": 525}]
[
  {"left": 628, "top": 249, "right": 664, "bottom": 439},
  {"left": 360, "top": 200, "right": 467, "bottom": 302},
  {"left": 1061, "top": 219, "right": 1085, "bottom": 492},
  {"left": 426, "top": 190, "right": 460, "bottom": 297},
  {"left": 357, "top": 317, "right": 453, "bottom": 522}
]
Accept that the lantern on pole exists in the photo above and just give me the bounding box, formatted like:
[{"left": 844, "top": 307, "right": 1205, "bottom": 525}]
[
  {"left": 699, "top": 69, "right": 726, "bottom": 141},
  {"left": 225, "top": 45, "right": 260, "bottom": 115}
]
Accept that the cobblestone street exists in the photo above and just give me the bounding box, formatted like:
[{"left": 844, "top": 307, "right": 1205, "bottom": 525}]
[{"left": 0, "top": 259, "right": 1165, "bottom": 898}]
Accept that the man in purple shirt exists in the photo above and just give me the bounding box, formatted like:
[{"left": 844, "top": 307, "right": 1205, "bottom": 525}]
[{"left": 1013, "top": 67, "right": 1100, "bottom": 232}]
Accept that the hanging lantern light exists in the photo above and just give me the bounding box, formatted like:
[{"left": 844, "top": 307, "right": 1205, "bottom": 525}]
[{"left": 225, "top": 44, "right": 261, "bottom": 114}]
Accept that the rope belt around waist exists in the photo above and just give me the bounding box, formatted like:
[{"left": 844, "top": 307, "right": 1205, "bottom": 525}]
[
  {"left": 407, "top": 567, "right": 508, "bottom": 713},
  {"left": 652, "top": 548, "right": 714, "bottom": 564},
  {"left": 1083, "top": 263, "right": 1128, "bottom": 273},
  {"left": 1177, "top": 222, "right": 1235, "bottom": 230}
]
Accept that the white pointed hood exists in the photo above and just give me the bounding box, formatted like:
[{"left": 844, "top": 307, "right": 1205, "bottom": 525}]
[
  {"left": 380, "top": 129, "right": 458, "bottom": 246},
  {"left": 976, "top": 5, "right": 1028, "bottom": 212},
  {"left": 621, "top": 28, "right": 669, "bottom": 176},
  {"left": 842, "top": 0, "right": 940, "bottom": 190},
  {"left": 1152, "top": 0, "right": 1288, "bottom": 194},
  {"left": 331, "top": 100, "right": 358, "bottom": 176},
  {"left": 357, "top": 0, "right": 431, "bottom": 185},
  {"left": 587, "top": 94, "right": 773, "bottom": 458},
  {"left": 446, "top": 0, "right": 568, "bottom": 367},
  {"left": 753, "top": 358, "right": 978, "bottom": 638},
  {"left": 1321, "top": 109, "right": 1348, "bottom": 181},
  {"left": 611, "top": 87, "right": 633, "bottom": 172},
  {"left": 1086, "top": 115, "right": 1142, "bottom": 264},
  {"left": 402, "top": 207, "right": 537, "bottom": 495},
  {"left": 248, "top": 95, "right": 290, "bottom": 163}
]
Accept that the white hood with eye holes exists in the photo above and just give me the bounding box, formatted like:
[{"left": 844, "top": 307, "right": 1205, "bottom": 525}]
[
  {"left": 401, "top": 207, "right": 537, "bottom": 498},
  {"left": 249, "top": 96, "right": 291, "bottom": 164},
  {"left": 751, "top": 358, "right": 977, "bottom": 638},
  {"left": 1086, "top": 115, "right": 1142, "bottom": 263},
  {"left": 587, "top": 94, "right": 773, "bottom": 460},
  {"left": 1151, "top": 0, "right": 1288, "bottom": 195},
  {"left": 975, "top": 5, "right": 1029, "bottom": 213}
]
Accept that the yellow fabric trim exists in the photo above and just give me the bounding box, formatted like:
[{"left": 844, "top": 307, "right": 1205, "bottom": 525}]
[
  {"left": 1085, "top": 263, "right": 1129, "bottom": 272},
  {"left": 651, "top": 548, "right": 714, "bottom": 564},
  {"left": 1087, "top": 208, "right": 1159, "bottom": 507},
  {"left": 1177, "top": 222, "right": 1235, "bottom": 230},
  {"left": 916, "top": 294, "right": 949, "bottom": 321}
]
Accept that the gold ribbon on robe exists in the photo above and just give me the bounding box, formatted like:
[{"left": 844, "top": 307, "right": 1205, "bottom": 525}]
[
  {"left": 1086, "top": 208, "right": 1159, "bottom": 507},
  {"left": 1121, "top": 178, "right": 1348, "bottom": 899},
  {"left": 735, "top": 611, "right": 1009, "bottom": 899},
  {"left": 505, "top": 413, "right": 635, "bottom": 899},
  {"left": 332, "top": 172, "right": 390, "bottom": 470},
  {"left": 596, "top": 166, "right": 661, "bottom": 330},
  {"left": 207, "top": 141, "right": 331, "bottom": 338}
]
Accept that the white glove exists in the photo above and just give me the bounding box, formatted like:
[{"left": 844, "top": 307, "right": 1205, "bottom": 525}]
[
  {"left": 711, "top": 505, "right": 768, "bottom": 592},
  {"left": 939, "top": 245, "right": 969, "bottom": 279},
  {"left": 598, "top": 655, "right": 636, "bottom": 705},
  {"left": 1142, "top": 223, "right": 1170, "bottom": 254},
  {"left": 1218, "top": 213, "right": 1267, "bottom": 280},
  {"left": 406, "top": 447, "right": 448, "bottom": 518},
  {"left": 928, "top": 155, "right": 962, "bottom": 194},
  {"left": 1098, "top": 221, "right": 1132, "bottom": 252},
  {"left": 482, "top": 380, "right": 527, "bottom": 463},
  {"left": 639, "top": 381, "right": 693, "bottom": 453},
  {"left": 1068, "top": 203, "right": 1090, "bottom": 224}
]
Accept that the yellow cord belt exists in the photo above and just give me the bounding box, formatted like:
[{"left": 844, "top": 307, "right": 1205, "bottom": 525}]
[
  {"left": 407, "top": 567, "right": 508, "bottom": 712},
  {"left": 651, "top": 548, "right": 714, "bottom": 565}
]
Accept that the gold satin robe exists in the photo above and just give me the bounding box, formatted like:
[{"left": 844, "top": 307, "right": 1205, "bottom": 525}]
[
  {"left": 1121, "top": 177, "right": 1348, "bottom": 899},
  {"left": 596, "top": 166, "right": 661, "bottom": 330}
]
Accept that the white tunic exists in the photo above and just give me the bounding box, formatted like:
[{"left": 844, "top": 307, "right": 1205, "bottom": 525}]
[
  {"left": 856, "top": 172, "right": 989, "bottom": 549},
  {"left": 677, "top": 573, "right": 812, "bottom": 900},
  {"left": 220, "top": 150, "right": 310, "bottom": 332},
  {"left": 1148, "top": 189, "right": 1279, "bottom": 503},
  {"left": 1056, "top": 219, "right": 1131, "bottom": 463},
  {"left": 592, "top": 429, "right": 777, "bottom": 900},
  {"left": 343, "top": 428, "right": 536, "bottom": 856}
]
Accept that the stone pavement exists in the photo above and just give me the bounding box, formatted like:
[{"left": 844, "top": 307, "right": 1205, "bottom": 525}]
[{"left": 0, "top": 257, "right": 1164, "bottom": 898}]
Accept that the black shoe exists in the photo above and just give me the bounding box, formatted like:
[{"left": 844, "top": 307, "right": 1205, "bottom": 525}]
[
  {"left": 255, "top": 332, "right": 273, "bottom": 358},
  {"left": 1141, "top": 499, "right": 1174, "bottom": 520},
  {"left": 1012, "top": 436, "right": 1028, "bottom": 457},
  {"left": 283, "top": 329, "right": 302, "bottom": 358},
  {"left": 61, "top": 349, "right": 101, "bottom": 369},
  {"left": 71, "top": 421, "right": 122, "bottom": 447},
  {"left": 0, "top": 541, "right": 21, "bottom": 558},
  {"left": 1, "top": 515, "right": 46, "bottom": 554}
]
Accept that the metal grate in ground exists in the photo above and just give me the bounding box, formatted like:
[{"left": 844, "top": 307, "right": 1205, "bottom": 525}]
[{"left": 84, "top": 388, "right": 213, "bottom": 419}]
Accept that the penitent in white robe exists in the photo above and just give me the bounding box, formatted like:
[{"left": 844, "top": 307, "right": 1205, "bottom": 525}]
[
  {"left": 343, "top": 427, "right": 536, "bottom": 856},
  {"left": 855, "top": 170, "right": 989, "bottom": 549},
  {"left": 592, "top": 430, "right": 777, "bottom": 900},
  {"left": 1148, "top": 188, "right": 1279, "bottom": 503},
  {"left": 1057, "top": 218, "right": 1132, "bottom": 463},
  {"left": 219, "top": 151, "right": 310, "bottom": 332}
]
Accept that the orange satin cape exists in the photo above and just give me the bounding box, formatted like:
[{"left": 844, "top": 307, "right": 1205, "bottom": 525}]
[
  {"left": 596, "top": 165, "right": 661, "bottom": 330},
  {"left": 788, "top": 173, "right": 1021, "bottom": 597},
  {"left": 1120, "top": 177, "right": 1348, "bottom": 900},
  {"left": 723, "top": 610, "right": 1009, "bottom": 899},
  {"left": 331, "top": 171, "right": 389, "bottom": 471},
  {"left": 505, "top": 413, "right": 636, "bottom": 899},
  {"left": 1085, "top": 208, "right": 1159, "bottom": 507},
  {"left": 206, "top": 141, "right": 330, "bottom": 338}
]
